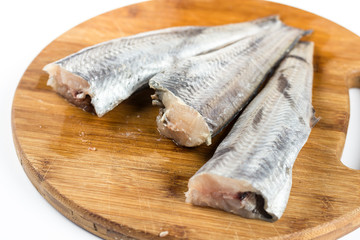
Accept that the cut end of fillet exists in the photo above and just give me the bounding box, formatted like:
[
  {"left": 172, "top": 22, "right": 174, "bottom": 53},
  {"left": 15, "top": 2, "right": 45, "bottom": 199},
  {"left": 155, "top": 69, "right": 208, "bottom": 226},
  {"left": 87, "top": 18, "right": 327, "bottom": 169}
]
[
  {"left": 152, "top": 90, "right": 211, "bottom": 147},
  {"left": 185, "top": 173, "right": 276, "bottom": 222},
  {"left": 43, "top": 63, "right": 95, "bottom": 114}
]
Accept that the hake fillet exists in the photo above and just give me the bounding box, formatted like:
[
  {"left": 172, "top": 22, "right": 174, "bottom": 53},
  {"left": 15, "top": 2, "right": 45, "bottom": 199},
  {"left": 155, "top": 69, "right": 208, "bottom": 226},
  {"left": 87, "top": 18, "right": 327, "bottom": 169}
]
[
  {"left": 185, "top": 42, "right": 317, "bottom": 221},
  {"left": 43, "top": 16, "right": 280, "bottom": 117},
  {"left": 150, "top": 23, "right": 308, "bottom": 147}
]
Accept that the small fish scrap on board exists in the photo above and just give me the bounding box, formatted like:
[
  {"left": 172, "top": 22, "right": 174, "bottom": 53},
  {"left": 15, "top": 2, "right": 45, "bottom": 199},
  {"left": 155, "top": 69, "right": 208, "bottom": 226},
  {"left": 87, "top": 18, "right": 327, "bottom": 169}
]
[
  {"left": 150, "top": 20, "right": 309, "bottom": 147},
  {"left": 43, "top": 16, "right": 280, "bottom": 117},
  {"left": 185, "top": 42, "right": 318, "bottom": 221}
]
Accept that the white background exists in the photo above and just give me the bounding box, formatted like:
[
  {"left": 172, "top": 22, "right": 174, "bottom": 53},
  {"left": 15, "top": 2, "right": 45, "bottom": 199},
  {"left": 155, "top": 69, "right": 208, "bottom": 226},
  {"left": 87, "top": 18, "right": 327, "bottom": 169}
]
[{"left": 0, "top": 0, "right": 359, "bottom": 239}]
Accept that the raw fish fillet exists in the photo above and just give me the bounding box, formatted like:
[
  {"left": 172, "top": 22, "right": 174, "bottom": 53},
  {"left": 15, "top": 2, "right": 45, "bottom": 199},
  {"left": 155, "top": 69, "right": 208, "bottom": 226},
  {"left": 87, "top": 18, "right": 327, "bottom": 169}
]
[
  {"left": 43, "top": 16, "right": 280, "bottom": 117},
  {"left": 150, "top": 22, "right": 308, "bottom": 147},
  {"left": 185, "top": 42, "right": 318, "bottom": 221}
]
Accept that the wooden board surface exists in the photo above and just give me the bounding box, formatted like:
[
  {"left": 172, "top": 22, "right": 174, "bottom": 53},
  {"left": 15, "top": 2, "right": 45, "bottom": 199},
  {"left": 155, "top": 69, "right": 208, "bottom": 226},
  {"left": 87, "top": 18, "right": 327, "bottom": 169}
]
[{"left": 11, "top": 0, "right": 360, "bottom": 239}]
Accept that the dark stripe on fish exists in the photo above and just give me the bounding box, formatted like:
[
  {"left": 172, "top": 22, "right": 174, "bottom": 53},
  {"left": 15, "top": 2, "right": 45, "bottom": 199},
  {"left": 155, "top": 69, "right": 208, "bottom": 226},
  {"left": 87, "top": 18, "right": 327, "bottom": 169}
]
[
  {"left": 252, "top": 107, "right": 263, "bottom": 128},
  {"left": 213, "top": 146, "right": 236, "bottom": 158},
  {"left": 277, "top": 73, "right": 291, "bottom": 93},
  {"left": 278, "top": 74, "right": 297, "bottom": 108},
  {"left": 286, "top": 54, "right": 308, "bottom": 63}
]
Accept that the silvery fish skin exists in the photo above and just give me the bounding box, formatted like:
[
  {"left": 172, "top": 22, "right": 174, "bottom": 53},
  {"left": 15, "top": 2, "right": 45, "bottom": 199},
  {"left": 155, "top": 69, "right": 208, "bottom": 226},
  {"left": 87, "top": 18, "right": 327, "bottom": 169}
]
[
  {"left": 185, "top": 42, "right": 318, "bottom": 221},
  {"left": 43, "top": 16, "right": 280, "bottom": 117},
  {"left": 149, "top": 23, "right": 308, "bottom": 147}
]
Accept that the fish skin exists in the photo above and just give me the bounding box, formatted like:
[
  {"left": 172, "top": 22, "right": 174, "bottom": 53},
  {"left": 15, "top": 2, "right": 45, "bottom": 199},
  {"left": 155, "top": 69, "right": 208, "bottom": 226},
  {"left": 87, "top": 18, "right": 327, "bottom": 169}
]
[
  {"left": 43, "top": 16, "right": 280, "bottom": 117},
  {"left": 185, "top": 42, "right": 317, "bottom": 221},
  {"left": 150, "top": 22, "right": 308, "bottom": 147}
]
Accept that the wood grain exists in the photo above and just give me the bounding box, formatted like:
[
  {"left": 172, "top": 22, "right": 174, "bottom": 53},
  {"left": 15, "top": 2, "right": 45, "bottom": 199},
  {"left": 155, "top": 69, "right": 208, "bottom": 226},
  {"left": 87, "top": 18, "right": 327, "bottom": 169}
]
[{"left": 11, "top": 0, "right": 360, "bottom": 239}]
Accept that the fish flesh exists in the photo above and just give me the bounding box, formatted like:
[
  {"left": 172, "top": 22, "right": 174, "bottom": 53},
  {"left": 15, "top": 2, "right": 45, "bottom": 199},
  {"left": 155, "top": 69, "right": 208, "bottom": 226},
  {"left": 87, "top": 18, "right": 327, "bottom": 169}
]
[
  {"left": 43, "top": 16, "right": 280, "bottom": 117},
  {"left": 149, "top": 23, "right": 308, "bottom": 147},
  {"left": 185, "top": 42, "right": 317, "bottom": 221}
]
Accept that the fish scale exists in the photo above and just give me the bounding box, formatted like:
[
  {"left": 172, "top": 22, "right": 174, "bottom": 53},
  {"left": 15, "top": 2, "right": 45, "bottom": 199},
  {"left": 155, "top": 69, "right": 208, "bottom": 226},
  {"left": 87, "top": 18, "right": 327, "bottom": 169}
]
[
  {"left": 150, "top": 22, "right": 308, "bottom": 147},
  {"left": 44, "top": 16, "right": 281, "bottom": 117},
  {"left": 185, "top": 42, "right": 317, "bottom": 222}
]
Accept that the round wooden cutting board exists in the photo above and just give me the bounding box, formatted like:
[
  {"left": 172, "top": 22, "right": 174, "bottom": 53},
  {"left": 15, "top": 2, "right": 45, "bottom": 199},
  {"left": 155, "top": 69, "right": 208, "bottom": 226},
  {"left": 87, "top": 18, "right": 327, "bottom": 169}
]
[{"left": 11, "top": 0, "right": 360, "bottom": 239}]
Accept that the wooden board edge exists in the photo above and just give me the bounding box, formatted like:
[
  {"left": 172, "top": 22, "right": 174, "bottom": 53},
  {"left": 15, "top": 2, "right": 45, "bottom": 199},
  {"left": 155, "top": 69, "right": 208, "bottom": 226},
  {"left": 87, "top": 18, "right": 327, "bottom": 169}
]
[
  {"left": 277, "top": 208, "right": 360, "bottom": 239},
  {"left": 10, "top": 107, "right": 161, "bottom": 240},
  {"left": 347, "top": 70, "right": 360, "bottom": 88}
]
